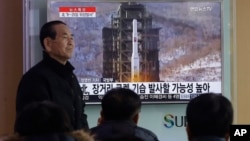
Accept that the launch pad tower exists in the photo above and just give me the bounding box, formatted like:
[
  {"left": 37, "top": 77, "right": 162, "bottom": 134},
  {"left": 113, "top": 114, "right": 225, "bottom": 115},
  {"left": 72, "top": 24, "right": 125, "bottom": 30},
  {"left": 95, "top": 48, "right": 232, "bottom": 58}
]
[{"left": 102, "top": 2, "right": 160, "bottom": 82}]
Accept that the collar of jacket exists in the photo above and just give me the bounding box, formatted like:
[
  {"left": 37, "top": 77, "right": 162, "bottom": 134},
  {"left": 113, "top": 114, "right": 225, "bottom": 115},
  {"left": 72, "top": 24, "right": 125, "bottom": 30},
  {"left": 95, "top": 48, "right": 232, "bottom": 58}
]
[
  {"left": 191, "top": 136, "right": 226, "bottom": 141},
  {"left": 101, "top": 120, "right": 136, "bottom": 126},
  {"left": 42, "top": 51, "right": 75, "bottom": 77}
]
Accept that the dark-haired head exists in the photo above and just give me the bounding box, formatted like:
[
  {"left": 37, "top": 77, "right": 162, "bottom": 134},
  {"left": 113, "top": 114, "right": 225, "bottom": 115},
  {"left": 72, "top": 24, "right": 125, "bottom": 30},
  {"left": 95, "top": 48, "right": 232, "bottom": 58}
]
[
  {"left": 39, "top": 20, "right": 66, "bottom": 49},
  {"left": 15, "top": 100, "right": 73, "bottom": 136},
  {"left": 101, "top": 88, "right": 141, "bottom": 121},
  {"left": 186, "top": 93, "right": 233, "bottom": 140}
]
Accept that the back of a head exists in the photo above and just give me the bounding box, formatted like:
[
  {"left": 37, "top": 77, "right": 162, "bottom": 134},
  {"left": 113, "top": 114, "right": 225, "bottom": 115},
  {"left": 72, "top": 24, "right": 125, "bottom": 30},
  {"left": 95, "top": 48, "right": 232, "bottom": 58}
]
[
  {"left": 186, "top": 93, "right": 233, "bottom": 138},
  {"left": 15, "top": 101, "right": 73, "bottom": 136},
  {"left": 101, "top": 88, "right": 141, "bottom": 121}
]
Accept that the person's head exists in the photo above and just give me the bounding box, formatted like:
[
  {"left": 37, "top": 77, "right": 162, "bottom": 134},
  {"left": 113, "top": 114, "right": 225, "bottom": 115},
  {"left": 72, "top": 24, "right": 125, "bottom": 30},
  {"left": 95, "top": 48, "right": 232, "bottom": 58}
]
[
  {"left": 186, "top": 93, "right": 233, "bottom": 141},
  {"left": 40, "top": 20, "right": 75, "bottom": 64},
  {"left": 15, "top": 100, "right": 73, "bottom": 136},
  {"left": 100, "top": 88, "right": 141, "bottom": 123}
]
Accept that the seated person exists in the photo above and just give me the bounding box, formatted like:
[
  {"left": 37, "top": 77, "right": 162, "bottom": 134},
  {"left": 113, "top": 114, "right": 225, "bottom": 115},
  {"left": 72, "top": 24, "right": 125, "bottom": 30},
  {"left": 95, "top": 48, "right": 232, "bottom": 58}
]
[
  {"left": 90, "top": 87, "right": 159, "bottom": 141},
  {"left": 9, "top": 101, "right": 93, "bottom": 141},
  {"left": 185, "top": 93, "right": 233, "bottom": 141}
]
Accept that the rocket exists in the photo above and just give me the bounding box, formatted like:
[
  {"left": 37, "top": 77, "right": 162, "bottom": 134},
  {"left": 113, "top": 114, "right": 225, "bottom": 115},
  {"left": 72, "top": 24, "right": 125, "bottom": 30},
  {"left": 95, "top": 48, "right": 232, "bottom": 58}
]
[{"left": 131, "top": 19, "right": 140, "bottom": 82}]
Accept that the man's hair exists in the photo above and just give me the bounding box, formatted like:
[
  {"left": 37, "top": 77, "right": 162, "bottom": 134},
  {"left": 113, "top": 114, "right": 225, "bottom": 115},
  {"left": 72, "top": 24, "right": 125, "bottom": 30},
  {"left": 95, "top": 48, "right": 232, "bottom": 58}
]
[
  {"left": 15, "top": 100, "right": 73, "bottom": 136},
  {"left": 39, "top": 20, "right": 66, "bottom": 49},
  {"left": 186, "top": 93, "right": 233, "bottom": 137},
  {"left": 101, "top": 88, "right": 141, "bottom": 120}
]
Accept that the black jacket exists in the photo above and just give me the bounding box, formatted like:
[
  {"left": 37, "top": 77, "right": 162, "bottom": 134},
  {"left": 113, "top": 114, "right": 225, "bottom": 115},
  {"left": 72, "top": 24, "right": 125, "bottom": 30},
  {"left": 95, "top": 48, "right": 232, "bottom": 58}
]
[
  {"left": 15, "top": 52, "right": 88, "bottom": 130},
  {"left": 191, "top": 136, "right": 226, "bottom": 141},
  {"left": 90, "top": 120, "right": 159, "bottom": 141}
]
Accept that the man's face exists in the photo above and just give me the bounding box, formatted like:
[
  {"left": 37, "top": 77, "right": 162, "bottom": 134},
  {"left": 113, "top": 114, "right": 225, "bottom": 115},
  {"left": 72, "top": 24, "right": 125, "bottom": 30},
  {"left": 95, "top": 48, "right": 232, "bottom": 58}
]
[{"left": 45, "top": 24, "right": 75, "bottom": 64}]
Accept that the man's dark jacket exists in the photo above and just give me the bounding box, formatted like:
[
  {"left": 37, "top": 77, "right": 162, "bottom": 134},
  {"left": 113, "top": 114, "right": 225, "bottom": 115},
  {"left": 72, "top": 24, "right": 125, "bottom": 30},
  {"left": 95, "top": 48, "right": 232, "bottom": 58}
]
[
  {"left": 191, "top": 136, "right": 226, "bottom": 141},
  {"left": 15, "top": 52, "right": 88, "bottom": 130},
  {"left": 90, "top": 120, "right": 159, "bottom": 141}
]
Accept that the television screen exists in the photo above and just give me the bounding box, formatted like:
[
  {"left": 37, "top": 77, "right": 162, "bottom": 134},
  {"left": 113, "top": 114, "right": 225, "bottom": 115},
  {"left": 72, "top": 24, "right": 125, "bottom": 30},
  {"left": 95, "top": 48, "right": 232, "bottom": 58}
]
[{"left": 47, "top": 0, "right": 222, "bottom": 104}]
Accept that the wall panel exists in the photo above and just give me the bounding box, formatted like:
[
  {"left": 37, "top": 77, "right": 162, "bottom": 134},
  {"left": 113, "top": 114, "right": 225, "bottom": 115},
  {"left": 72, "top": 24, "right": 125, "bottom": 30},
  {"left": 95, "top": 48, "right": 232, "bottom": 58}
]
[
  {"left": 236, "top": 0, "right": 250, "bottom": 124},
  {"left": 0, "top": 0, "right": 23, "bottom": 135}
]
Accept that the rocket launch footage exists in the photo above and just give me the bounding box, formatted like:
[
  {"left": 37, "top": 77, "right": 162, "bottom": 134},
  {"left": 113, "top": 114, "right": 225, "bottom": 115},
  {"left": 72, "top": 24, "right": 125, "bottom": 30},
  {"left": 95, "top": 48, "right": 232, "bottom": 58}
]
[{"left": 131, "top": 19, "right": 140, "bottom": 82}]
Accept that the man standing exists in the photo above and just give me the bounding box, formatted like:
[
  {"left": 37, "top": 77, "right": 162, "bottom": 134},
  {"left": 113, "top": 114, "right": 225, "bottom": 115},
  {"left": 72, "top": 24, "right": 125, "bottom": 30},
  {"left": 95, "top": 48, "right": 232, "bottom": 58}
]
[{"left": 15, "top": 20, "right": 88, "bottom": 130}]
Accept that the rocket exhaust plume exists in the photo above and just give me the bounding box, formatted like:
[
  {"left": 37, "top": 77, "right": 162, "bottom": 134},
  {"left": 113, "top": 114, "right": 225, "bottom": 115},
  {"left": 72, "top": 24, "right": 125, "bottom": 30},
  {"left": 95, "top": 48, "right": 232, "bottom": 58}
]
[{"left": 131, "top": 19, "right": 140, "bottom": 82}]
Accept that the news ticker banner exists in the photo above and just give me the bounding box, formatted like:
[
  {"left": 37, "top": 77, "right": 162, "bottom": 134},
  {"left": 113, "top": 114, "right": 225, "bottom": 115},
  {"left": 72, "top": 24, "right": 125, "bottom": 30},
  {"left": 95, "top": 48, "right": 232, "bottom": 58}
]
[
  {"left": 230, "top": 125, "right": 250, "bottom": 141},
  {"left": 59, "top": 6, "right": 96, "bottom": 17},
  {"left": 79, "top": 81, "right": 221, "bottom": 103}
]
